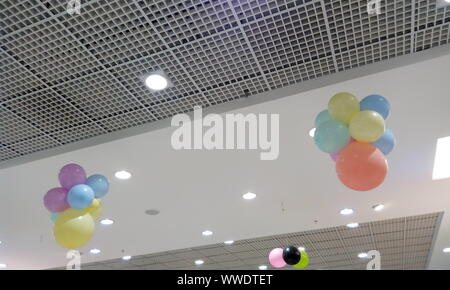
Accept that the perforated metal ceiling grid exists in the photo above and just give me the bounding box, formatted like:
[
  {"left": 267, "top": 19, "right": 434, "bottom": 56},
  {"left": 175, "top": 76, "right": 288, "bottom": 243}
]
[
  {"left": 59, "top": 212, "right": 441, "bottom": 270},
  {"left": 1, "top": 1, "right": 449, "bottom": 162}
]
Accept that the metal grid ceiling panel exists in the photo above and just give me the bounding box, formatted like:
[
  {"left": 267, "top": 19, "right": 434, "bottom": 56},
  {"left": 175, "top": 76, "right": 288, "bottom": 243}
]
[
  {"left": 0, "top": 52, "right": 47, "bottom": 102},
  {"left": 0, "top": 0, "right": 53, "bottom": 36},
  {"left": 109, "top": 51, "right": 207, "bottom": 106},
  {"left": 140, "top": 0, "right": 239, "bottom": 48},
  {"left": 54, "top": 70, "right": 144, "bottom": 120},
  {"left": 64, "top": 212, "right": 442, "bottom": 270},
  {"left": 324, "top": 0, "right": 414, "bottom": 52},
  {"left": 3, "top": 88, "right": 92, "bottom": 133},
  {"left": 335, "top": 34, "right": 412, "bottom": 71},
  {"left": 243, "top": 1, "right": 332, "bottom": 73},
  {"left": 56, "top": 0, "right": 167, "bottom": 66},
  {"left": 1, "top": 0, "right": 449, "bottom": 163},
  {"left": 173, "top": 28, "right": 266, "bottom": 90},
  {"left": 1, "top": 19, "right": 101, "bottom": 86}
]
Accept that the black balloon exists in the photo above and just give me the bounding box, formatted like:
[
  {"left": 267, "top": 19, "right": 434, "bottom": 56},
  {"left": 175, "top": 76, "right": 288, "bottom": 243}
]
[{"left": 283, "top": 246, "right": 301, "bottom": 265}]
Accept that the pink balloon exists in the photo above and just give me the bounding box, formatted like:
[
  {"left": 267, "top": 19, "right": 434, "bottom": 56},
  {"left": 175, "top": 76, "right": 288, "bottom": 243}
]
[
  {"left": 269, "top": 248, "right": 286, "bottom": 268},
  {"left": 59, "top": 164, "right": 87, "bottom": 190},
  {"left": 43, "top": 187, "right": 70, "bottom": 212}
]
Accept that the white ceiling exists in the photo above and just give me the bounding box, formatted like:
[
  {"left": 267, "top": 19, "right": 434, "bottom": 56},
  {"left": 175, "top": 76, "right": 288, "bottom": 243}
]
[{"left": 1, "top": 52, "right": 450, "bottom": 270}]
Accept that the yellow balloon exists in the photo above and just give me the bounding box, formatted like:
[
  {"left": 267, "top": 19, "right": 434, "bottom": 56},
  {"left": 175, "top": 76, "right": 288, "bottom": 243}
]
[
  {"left": 349, "top": 110, "right": 385, "bottom": 143},
  {"left": 61, "top": 199, "right": 102, "bottom": 220},
  {"left": 53, "top": 208, "right": 95, "bottom": 249},
  {"left": 328, "top": 92, "right": 360, "bottom": 124},
  {"left": 88, "top": 199, "right": 103, "bottom": 221}
]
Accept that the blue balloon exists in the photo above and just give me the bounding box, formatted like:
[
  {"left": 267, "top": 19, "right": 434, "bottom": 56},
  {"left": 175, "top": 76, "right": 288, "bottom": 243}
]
[
  {"left": 67, "top": 184, "right": 94, "bottom": 210},
  {"left": 50, "top": 212, "right": 60, "bottom": 223},
  {"left": 314, "top": 110, "right": 332, "bottom": 128},
  {"left": 314, "top": 120, "right": 350, "bottom": 153},
  {"left": 86, "top": 174, "right": 109, "bottom": 198},
  {"left": 360, "top": 94, "right": 391, "bottom": 119},
  {"left": 372, "top": 129, "right": 396, "bottom": 155}
]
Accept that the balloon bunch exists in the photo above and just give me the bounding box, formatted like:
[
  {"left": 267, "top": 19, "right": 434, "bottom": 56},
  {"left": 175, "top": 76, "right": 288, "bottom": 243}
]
[
  {"left": 268, "top": 246, "right": 309, "bottom": 269},
  {"left": 314, "top": 93, "right": 395, "bottom": 191},
  {"left": 43, "top": 164, "right": 110, "bottom": 249}
]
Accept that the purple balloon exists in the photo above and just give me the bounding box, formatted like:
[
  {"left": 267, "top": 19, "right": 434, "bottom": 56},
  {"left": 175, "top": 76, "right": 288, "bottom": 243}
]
[
  {"left": 59, "top": 164, "right": 87, "bottom": 190},
  {"left": 330, "top": 152, "right": 339, "bottom": 161},
  {"left": 43, "top": 187, "right": 70, "bottom": 212}
]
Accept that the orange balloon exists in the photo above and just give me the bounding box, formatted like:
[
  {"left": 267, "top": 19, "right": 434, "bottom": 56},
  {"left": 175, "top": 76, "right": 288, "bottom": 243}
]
[{"left": 336, "top": 142, "right": 388, "bottom": 191}]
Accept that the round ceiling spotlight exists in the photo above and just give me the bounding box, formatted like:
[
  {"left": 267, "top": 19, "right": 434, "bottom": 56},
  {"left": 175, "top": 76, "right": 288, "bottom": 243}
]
[
  {"left": 372, "top": 204, "right": 385, "bottom": 211},
  {"left": 122, "top": 255, "right": 132, "bottom": 261},
  {"left": 358, "top": 253, "right": 368, "bottom": 259},
  {"left": 340, "top": 208, "right": 354, "bottom": 216},
  {"left": 202, "top": 230, "right": 213, "bottom": 237},
  {"left": 298, "top": 247, "right": 305, "bottom": 251},
  {"left": 258, "top": 265, "right": 268, "bottom": 270},
  {"left": 443, "top": 248, "right": 450, "bottom": 253},
  {"left": 242, "top": 192, "right": 256, "bottom": 200},
  {"left": 114, "top": 170, "right": 132, "bottom": 180},
  {"left": 224, "top": 240, "right": 234, "bottom": 245},
  {"left": 346, "top": 222, "right": 359, "bottom": 229},
  {"left": 145, "top": 73, "right": 169, "bottom": 91},
  {"left": 90, "top": 249, "right": 101, "bottom": 255},
  {"left": 100, "top": 218, "right": 114, "bottom": 226},
  {"left": 0, "top": 264, "right": 6, "bottom": 269},
  {"left": 195, "top": 260, "right": 204, "bottom": 265}
]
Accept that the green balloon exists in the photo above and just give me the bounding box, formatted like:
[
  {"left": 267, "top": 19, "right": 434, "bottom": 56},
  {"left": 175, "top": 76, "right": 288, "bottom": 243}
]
[
  {"left": 314, "top": 120, "right": 350, "bottom": 153},
  {"left": 314, "top": 110, "right": 332, "bottom": 128},
  {"left": 49, "top": 212, "right": 60, "bottom": 223},
  {"left": 293, "top": 251, "right": 309, "bottom": 269}
]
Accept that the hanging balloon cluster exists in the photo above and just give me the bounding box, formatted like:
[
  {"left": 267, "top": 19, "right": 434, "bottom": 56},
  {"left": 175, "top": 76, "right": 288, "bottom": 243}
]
[
  {"left": 314, "top": 93, "right": 395, "bottom": 191},
  {"left": 268, "top": 246, "right": 309, "bottom": 269},
  {"left": 43, "top": 164, "right": 110, "bottom": 249}
]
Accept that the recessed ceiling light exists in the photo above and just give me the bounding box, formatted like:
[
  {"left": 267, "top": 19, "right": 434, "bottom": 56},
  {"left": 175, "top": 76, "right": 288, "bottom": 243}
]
[
  {"left": 122, "top": 255, "right": 132, "bottom": 261},
  {"left": 145, "top": 73, "right": 168, "bottom": 91},
  {"left": 340, "top": 208, "right": 354, "bottom": 216},
  {"left": 202, "top": 230, "right": 213, "bottom": 236},
  {"left": 358, "top": 253, "right": 369, "bottom": 259},
  {"left": 0, "top": 264, "right": 6, "bottom": 268},
  {"left": 298, "top": 247, "right": 306, "bottom": 251},
  {"left": 346, "top": 222, "right": 359, "bottom": 229},
  {"left": 195, "top": 259, "right": 204, "bottom": 265},
  {"left": 242, "top": 192, "right": 256, "bottom": 200},
  {"left": 443, "top": 248, "right": 450, "bottom": 253},
  {"left": 432, "top": 136, "right": 450, "bottom": 180},
  {"left": 100, "top": 218, "right": 114, "bottom": 226},
  {"left": 224, "top": 240, "right": 234, "bottom": 245},
  {"left": 258, "top": 265, "right": 268, "bottom": 270},
  {"left": 372, "top": 204, "right": 385, "bottom": 211},
  {"left": 90, "top": 249, "right": 101, "bottom": 255},
  {"left": 114, "top": 170, "right": 132, "bottom": 180},
  {"left": 309, "top": 128, "right": 316, "bottom": 138}
]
